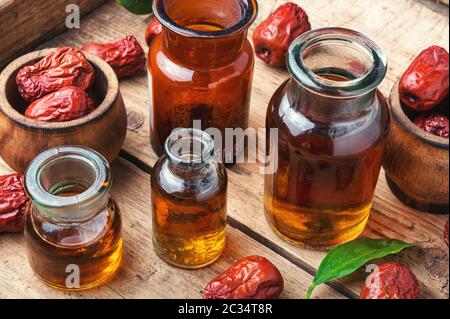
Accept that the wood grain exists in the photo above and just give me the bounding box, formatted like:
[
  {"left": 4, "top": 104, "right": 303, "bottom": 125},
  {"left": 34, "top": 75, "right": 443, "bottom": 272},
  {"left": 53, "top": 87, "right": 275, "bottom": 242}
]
[
  {"left": 1, "top": 0, "right": 449, "bottom": 299},
  {"left": 0, "top": 157, "right": 345, "bottom": 299},
  {"left": 0, "top": 0, "right": 107, "bottom": 68}
]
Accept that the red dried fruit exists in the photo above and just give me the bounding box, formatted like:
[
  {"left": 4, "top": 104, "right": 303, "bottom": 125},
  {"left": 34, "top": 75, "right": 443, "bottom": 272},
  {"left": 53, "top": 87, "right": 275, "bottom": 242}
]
[
  {"left": 204, "top": 256, "right": 284, "bottom": 299},
  {"left": 24, "top": 86, "right": 95, "bottom": 122},
  {"left": 445, "top": 219, "right": 449, "bottom": 247},
  {"left": 360, "top": 262, "right": 420, "bottom": 299},
  {"left": 414, "top": 113, "right": 449, "bottom": 138},
  {"left": 0, "top": 174, "right": 29, "bottom": 233},
  {"left": 253, "top": 2, "right": 311, "bottom": 67},
  {"left": 82, "top": 35, "right": 146, "bottom": 78},
  {"left": 399, "top": 46, "right": 449, "bottom": 111},
  {"left": 146, "top": 17, "right": 163, "bottom": 46},
  {"left": 16, "top": 47, "right": 94, "bottom": 102}
]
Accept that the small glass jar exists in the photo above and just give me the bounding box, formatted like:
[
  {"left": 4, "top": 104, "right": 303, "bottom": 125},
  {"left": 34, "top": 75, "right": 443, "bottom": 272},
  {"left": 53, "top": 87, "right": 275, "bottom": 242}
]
[
  {"left": 24, "top": 146, "right": 122, "bottom": 290},
  {"left": 264, "top": 28, "right": 390, "bottom": 250},
  {"left": 151, "top": 128, "right": 228, "bottom": 269},
  {"left": 148, "top": 0, "right": 258, "bottom": 158}
]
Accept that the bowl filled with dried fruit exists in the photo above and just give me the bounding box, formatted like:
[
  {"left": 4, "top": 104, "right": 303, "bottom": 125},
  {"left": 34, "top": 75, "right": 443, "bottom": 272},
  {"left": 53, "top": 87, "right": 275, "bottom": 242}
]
[
  {"left": 0, "top": 47, "right": 128, "bottom": 173},
  {"left": 383, "top": 46, "right": 449, "bottom": 214}
]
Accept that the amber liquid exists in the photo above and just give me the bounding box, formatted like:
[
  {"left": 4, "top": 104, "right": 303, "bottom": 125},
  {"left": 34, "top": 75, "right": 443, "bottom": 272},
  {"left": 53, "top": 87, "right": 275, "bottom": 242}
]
[
  {"left": 151, "top": 166, "right": 227, "bottom": 269},
  {"left": 264, "top": 74, "right": 389, "bottom": 249},
  {"left": 24, "top": 188, "right": 122, "bottom": 291},
  {"left": 148, "top": 18, "right": 254, "bottom": 158}
]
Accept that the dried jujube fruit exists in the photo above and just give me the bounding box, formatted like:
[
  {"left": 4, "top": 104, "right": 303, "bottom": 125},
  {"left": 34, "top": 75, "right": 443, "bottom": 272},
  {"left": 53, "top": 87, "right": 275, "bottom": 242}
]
[
  {"left": 16, "top": 47, "right": 94, "bottom": 101},
  {"left": 82, "top": 35, "right": 146, "bottom": 78},
  {"left": 24, "top": 86, "right": 95, "bottom": 122},
  {"left": 399, "top": 46, "right": 449, "bottom": 111},
  {"left": 360, "top": 262, "right": 420, "bottom": 299},
  {"left": 146, "top": 17, "right": 163, "bottom": 46},
  {"left": 253, "top": 2, "right": 311, "bottom": 67},
  {"left": 0, "top": 174, "right": 29, "bottom": 233},
  {"left": 204, "top": 256, "right": 284, "bottom": 299},
  {"left": 414, "top": 113, "right": 449, "bottom": 138}
]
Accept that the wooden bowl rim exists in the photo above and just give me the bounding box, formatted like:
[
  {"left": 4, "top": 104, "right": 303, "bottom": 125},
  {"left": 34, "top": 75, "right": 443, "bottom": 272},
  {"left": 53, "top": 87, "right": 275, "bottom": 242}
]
[
  {"left": 0, "top": 48, "right": 119, "bottom": 131},
  {"left": 389, "top": 81, "right": 449, "bottom": 150}
]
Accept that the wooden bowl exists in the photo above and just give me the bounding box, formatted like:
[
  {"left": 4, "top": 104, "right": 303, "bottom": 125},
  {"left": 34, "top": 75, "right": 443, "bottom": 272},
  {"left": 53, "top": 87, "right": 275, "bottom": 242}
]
[
  {"left": 0, "top": 48, "right": 127, "bottom": 173},
  {"left": 383, "top": 82, "right": 449, "bottom": 214}
]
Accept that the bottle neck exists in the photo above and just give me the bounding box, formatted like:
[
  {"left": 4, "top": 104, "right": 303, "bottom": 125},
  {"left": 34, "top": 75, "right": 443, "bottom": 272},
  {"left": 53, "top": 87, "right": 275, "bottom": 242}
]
[
  {"left": 154, "top": 0, "right": 257, "bottom": 68},
  {"left": 288, "top": 78, "right": 376, "bottom": 123},
  {"left": 162, "top": 27, "right": 248, "bottom": 68}
]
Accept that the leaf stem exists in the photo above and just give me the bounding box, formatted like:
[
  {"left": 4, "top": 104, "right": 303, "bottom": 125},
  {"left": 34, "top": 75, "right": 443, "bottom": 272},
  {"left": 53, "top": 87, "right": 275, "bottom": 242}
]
[{"left": 305, "top": 284, "right": 315, "bottom": 299}]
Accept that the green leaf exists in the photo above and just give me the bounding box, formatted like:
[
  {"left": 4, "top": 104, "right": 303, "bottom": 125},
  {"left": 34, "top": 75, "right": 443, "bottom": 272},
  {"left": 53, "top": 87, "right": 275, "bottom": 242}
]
[
  {"left": 305, "top": 238, "right": 413, "bottom": 299},
  {"left": 117, "top": 0, "right": 153, "bottom": 15}
]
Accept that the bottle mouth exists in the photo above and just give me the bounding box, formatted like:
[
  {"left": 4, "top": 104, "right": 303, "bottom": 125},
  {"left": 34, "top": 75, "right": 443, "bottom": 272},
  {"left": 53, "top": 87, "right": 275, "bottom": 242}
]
[
  {"left": 24, "top": 146, "right": 111, "bottom": 222},
  {"left": 287, "top": 27, "right": 387, "bottom": 98},
  {"left": 153, "top": 0, "right": 258, "bottom": 38},
  {"left": 165, "top": 128, "right": 215, "bottom": 165}
]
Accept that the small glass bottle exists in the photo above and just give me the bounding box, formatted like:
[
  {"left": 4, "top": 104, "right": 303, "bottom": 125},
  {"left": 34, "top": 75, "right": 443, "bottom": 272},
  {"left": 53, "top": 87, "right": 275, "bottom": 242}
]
[
  {"left": 151, "top": 129, "right": 228, "bottom": 269},
  {"left": 148, "top": 0, "right": 258, "bottom": 159},
  {"left": 264, "top": 28, "right": 390, "bottom": 250},
  {"left": 24, "top": 146, "right": 122, "bottom": 290}
]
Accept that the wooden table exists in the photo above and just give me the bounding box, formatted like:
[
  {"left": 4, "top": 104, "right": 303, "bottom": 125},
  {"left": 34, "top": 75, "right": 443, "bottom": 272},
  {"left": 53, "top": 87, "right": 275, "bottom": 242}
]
[{"left": 0, "top": 0, "right": 448, "bottom": 299}]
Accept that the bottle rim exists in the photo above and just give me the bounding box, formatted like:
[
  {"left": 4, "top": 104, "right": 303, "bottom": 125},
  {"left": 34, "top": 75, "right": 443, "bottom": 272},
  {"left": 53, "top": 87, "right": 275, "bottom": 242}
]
[
  {"left": 165, "top": 128, "right": 215, "bottom": 165},
  {"left": 153, "top": 0, "right": 258, "bottom": 39},
  {"left": 24, "top": 146, "right": 111, "bottom": 221},
  {"left": 287, "top": 27, "right": 388, "bottom": 98}
]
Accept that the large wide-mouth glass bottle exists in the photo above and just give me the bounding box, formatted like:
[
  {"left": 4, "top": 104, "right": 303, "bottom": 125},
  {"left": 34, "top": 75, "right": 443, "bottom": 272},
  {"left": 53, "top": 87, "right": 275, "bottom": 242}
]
[
  {"left": 24, "top": 146, "right": 122, "bottom": 290},
  {"left": 264, "top": 28, "right": 390, "bottom": 250},
  {"left": 148, "top": 0, "right": 258, "bottom": 160}
]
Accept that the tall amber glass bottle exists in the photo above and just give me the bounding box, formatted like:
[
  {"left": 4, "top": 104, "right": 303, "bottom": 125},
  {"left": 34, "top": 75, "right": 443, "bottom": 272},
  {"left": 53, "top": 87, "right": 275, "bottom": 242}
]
[
  {"left": 148, "top": 0, "right": 258, "bottom": 158},
  {"left": 264, "top": 28, "right": 390, "bottom": 250}
]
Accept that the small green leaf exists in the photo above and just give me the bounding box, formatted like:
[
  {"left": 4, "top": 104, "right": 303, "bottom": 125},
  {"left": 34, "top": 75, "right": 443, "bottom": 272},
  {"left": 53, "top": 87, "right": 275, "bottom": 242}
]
[
  {"left": 305, "top": 238, "right": 413, "bottom": 299},
  {"left": 117, "top": 0, "right": 153, "bottom": 15}
]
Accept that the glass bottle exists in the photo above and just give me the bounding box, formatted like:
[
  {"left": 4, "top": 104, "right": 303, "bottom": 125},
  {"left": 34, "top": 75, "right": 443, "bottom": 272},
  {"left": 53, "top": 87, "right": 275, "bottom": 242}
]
[
  {"left": 24, "top": 146, "right": 122, "bottom": 290},
  {"left": 264, "top": 28, "right": 390, "bottom": 250},
  {"left": 151, "top": 128, "right": 228, "bottom": 269},
  {"left": 148, "top": 0, "right": 258, "bottom": 159}
]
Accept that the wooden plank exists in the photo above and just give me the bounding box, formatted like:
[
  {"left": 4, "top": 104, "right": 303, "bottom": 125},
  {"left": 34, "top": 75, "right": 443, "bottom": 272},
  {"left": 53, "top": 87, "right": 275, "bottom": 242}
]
[
  {"left": 0, "top": 0, "right": 107, "bottom": 67},
  {"left": 3, "top": 0, "right": 450, "bottom": 298},
  {"left": 0, "top": 158, "right": 345, "bottom": 299}
]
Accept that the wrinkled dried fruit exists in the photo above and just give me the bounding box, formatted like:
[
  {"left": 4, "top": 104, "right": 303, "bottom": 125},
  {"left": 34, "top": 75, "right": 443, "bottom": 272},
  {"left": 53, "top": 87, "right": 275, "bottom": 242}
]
[
  {"left": 16, "top": 47, "right": 94, "bottom": 101},
  {"left": 25, "top": 86, "right": 95, "bottom": 122},
  {"left": 445, "top": 219, "right": 449, "bottom": 247},
  {"left": 414, "top": 113, "right": 449, "bottom": 138},
  {"left": 399, "top": 46, "right": 449, "bottom": 111},
  {"left": 360, "top": 262, "right": 420, "bottom": 299},
  {"left": 146, "top": 17, "right": 163, "bottom": 46},
  {"left": 82, "top": 35, "right": 146, "bottom": 78},
  {"left": 253, "top": 2, "right": 311, "bottom": 67},
  {"left": 0, "top": 174, "right": 29, "bottom": 233},
  {"left": 204, "top": 256, "right": 284, "bottom": 299}
]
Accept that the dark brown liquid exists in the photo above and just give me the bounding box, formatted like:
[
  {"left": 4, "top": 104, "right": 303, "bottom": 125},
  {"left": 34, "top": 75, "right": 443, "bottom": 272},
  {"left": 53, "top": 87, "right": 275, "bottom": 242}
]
[
  {"left": 148, "top": 15, "right": 254, "bottom": 159},
  {"left": 24, "top": 188, "right": 122, "bottom": 291},
  {"left": 264, "top": 75, "right": 390, "bottom": 249}
]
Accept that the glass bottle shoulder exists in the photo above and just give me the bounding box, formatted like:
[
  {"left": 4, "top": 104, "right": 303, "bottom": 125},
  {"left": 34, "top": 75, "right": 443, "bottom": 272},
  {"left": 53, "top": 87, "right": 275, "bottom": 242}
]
[
  {"left": 25, "top": 198, "right": 121, "bottom": 249},
  {"left": 267, "top": 81, "right": 390, "bottom": 157},
  {"left": 148, "top": 36, "right": 254, "bottom": 85}
]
